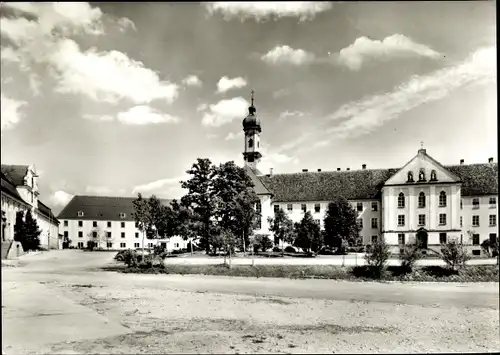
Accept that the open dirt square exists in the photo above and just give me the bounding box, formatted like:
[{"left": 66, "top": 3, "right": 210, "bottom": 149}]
[{"left": 2, "top": 250, "right": 499, "bottom": 354}]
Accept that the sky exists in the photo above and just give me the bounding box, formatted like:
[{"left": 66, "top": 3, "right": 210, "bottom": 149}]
[{"left": 0, "top": 1, "right": 497, "bottom": 214}]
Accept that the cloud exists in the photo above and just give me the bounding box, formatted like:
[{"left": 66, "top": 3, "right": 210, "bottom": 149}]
[
  {"left": 83, "top": 114, "right": 115, "bottom": 122},
  {"left": 279, "top": 110, "right": 305, "bottom": 120},
  {"left": 325, "top": 46, "right": 495, "bottom": 139},
  {"left": 259, "top": 145, "right": 299, "bottom": 173},
  {"left": 197, "top": 103, "right": 208, "bottom": 112},
  {"left": 335, "top": 34, "right": 441, "bottom": 71},
  {"left": 117, "top": 106, "right": 180, "bottom": 125},
  {"left": 1, "top": 93, "right": 26, "bottom": 131},
  {"left": 204, "top": 2, "right": 333, "bottom": 22},
  {"left": 272, "top": 88, "right": 291, "bottom": 99},
  {"left": 261, "top": 45, "right": 315, "bottom": 65},
  {"left": 85, "top": 185, "right": 113, "bottom": 195},
  {"left": 225, "top": 131, "right": 244, "bottom": 140},
  {"left": 48, "top": 190, "right": 74, "bottom": 207},
  {"left": 217, "top": 76, "right": 247, "bottom": 93},
  {"left": 182, "top": 75, "right": 202, "bottom": 87},
  {"left": 201, "top": 97, "right": 249, "bottom": 127},
  {"left": 132, "top": 175, "right": 187, "bottom": 198}
]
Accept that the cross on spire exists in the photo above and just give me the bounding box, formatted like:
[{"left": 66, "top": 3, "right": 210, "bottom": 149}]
[
  {"left": 251, "top": 90, "right": 255, "bottom": 107},
  {"left": 420, "top": 141, "right": 424, "bottom": 149}
]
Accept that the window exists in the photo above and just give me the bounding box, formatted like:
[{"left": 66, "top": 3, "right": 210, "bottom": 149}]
[
  {"left": 274, "top": 205, "right": 279, "bottom": 213},
  {"left": 78, "top": 221, "right": 83, "bottom": 228},
  {"left": 460, "top": 199, "right": 463, "bottom": 209},
  {"left": 77, "top": 211, "right": 84, "bottom": 217},
  {"left": 398, "top": 233, "right": 405, "bottom": 245},
  {"left": 460, "top": 216, "right": 463, "bottom": 227},
  {"left": 398, "top": 193, "right": 405, "bottom": 208},
  {"left": 93, "top": 221, "right": 97, "bottom": 227},
  {"left": 439, "top": 191, "right": 447, "bottom": 207},
  {"left": 107, "top": 242, "right": 112, "bottom": 248},
  {"left": 371, "top": 218, "right": 378, "bottom": 229},
  {"left": 489, "top": 215, "right": 496, "bottom": 226},
  {"left": 119, "top": 212, "right": 126, "bottom": 219},
  {"left": 134, "top": 243, "right": 140, "bottom": 248},
  {"left": 77, "top": 242, "right": 84, "bottom": 248},
  {"left": 418, "top": 169, "right": 426, "bottom": 182},
  {"left": 174, "top": 243, "right": 179, "bottom": 248},
  {"left": 78, "top": 231, "right": 83, "bottom": 238},
  {"left": 371, "top": 235, "right": 378, "bottom": 243},
  {"left": 418, "top": 192, "right": 425, "bottom": 208},
  {"left": 472, "top": 234, "right": 480, "bottom": 245},
  {"left": 439, "top": 233, "right": 447, "bottom": 244},
  {"left": 287, "top": 204, "right": 293, "bottom": 212},
  {"left": 107, "top": 221, "right": 111, "bottom": 228},
  {"left": 439, "top": 214, "right": 446, "bottom": 225},
  {"left": 357, "top": 218, "right": 363, "bottom": 229},
  {"left": 472, "top": 250, "right": 481, "bottom": 256},
  {"left": 121, "top": 232, "right": 125, "bottom": 239},
  {"left": 92, "top": 232, "right": 97, "bottom": 238},
  {"left": 64, "top": 220, "right": 68, "bottom": 227},
  {"left": 106, "top": 232, "right": 112, "bottom": 238},
  {"left": 135, "top": 222, "right": 139, "bottom": 228},
  {"left": 489, "top": 233, "right": 497, "bottom": 244},
  {"left": 248, "top": 138, "right": 253, "bottom": 148},
  {"left": 301, "top": 204, "right": 307, "bottom": 212},
  {"left": 397, "top": 215, "right": 405, "bottom": 226},
  {"left": 64, "top": 231, "right": 68, "bottom": 238},
  {"left": 357, "top": 202, "right": 363, "bottom": 211},
  {"left": 121, "top": 222, "right": 125, "bottom": 228},
  {"left": 489, "top": 197, "right": 497, "bottom": 207},
  {"left": 120, "top": 242, "right": 126, "bottom": 248},
  {"left": 472, "top": 198, "right": 480, "bottom": 209},
  {"left": 148, "top": 243, "right": 153, "bottom": 247},
  {"left": 472, "top": 215, "right": 479, "bottom": 227},
  {"left": 430, "top": 170, "right": 437, "bottom": 181},
  {"left": 135, "top": 232, "right": 139, "bottom": 238},
  {"left": 314, "top": 219, "right": 321, "bottom": 226},
  {"left": 314, "top": 203, "right": 320, "bottom": 213},
  {"left": 418, "top": 214, "right": 425, "bottom": 226},
  {"left": 371, "top": 202, "right": 378, "bottom": 212},
  {"left": 407, "top": 171, "right": 414, "bottom": 182}
]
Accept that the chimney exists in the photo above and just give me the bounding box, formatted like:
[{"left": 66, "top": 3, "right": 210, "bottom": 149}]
[
  {"left": 362, "top": 164, "right": 366, "bottom": 170},
  {"left": 488, "top": 157, "right": 493, "bottom": 164},
  {"left": 270, "top": 168, "right": 273, "bottom": 175},
  {"left": 460, "top": 159, "right": 464, "bottom": 165},
  {"left": 302, "top": 169, "right": 308, "bottom": 172},
  {"left": 317, "top": 169, "right": 322, "bottom": 172},
  {"left": 346, "top": 168, "right": 350, "bottom": 171},
  {"left": 337, "top": 168, "right": 341, "bottom": 171}
]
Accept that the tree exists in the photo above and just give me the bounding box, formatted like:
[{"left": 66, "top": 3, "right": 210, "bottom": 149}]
[
  {"left": 323, "top": 197, "right": 361, "bottom": 251},
  {"left": 170, "top": 199, "right": 200, "bottom": 255},
  {"left": 293, "top": 211, "right": 322, "bottom": 254},
  {"left": 87, "top": 227, "right": 106, "bottom": 250},
  {"left": 23, "top": 209, "right": 41, "bottom": 251},
  {"left": 253, "top": 233, "right": 273, "bottom": 252},
  {"left": 399, "top": 240, "right": 423, "bottom": 273},
  {"left": 364, "top": 238, "right": 391, "bottom": 278},
  {"left": 14, "top": 211, "right": 25, "bottom": 243},
  {"left": 132, "top": 193, "right": 153, "bottom": 255},
  {"left": 268, "top": 208, "right": 294, "bottom": 256},
  {"left": 180, "top": 158, "right": 217, "bottom": 254},
  {"left": 441, "top": 239, "right": 470, "bottom": 271},
  {"left": 148, "top": 195, "right": 174, "bottom": 239}
]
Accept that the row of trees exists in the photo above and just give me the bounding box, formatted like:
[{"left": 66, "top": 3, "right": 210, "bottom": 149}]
[{"left": 14, "top": 210, "right": 41, "bottom": 252}]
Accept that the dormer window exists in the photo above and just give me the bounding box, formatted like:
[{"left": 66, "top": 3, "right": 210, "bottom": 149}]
[
  {"left": 77, "top": 211, "right": 84, "bottom": 217},
  {"left": 119, "top": 213, "right": 126, "bottom": 219},
  {"left": 418, "top": 169, "right": 426, "bottom": 182},
  {"left": 430, "top": 170, "right": 437, "bottom": 181},
  {"left": 407, "top": 171, "right": 414, "bottom": 182}
]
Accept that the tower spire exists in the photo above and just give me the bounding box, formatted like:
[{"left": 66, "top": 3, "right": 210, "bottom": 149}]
[
  {"left": 248, "top": 89, "right": 256, "bottom": 115},
  {"left": 251, "top": 89, "right": 254, "bottom": 107}
]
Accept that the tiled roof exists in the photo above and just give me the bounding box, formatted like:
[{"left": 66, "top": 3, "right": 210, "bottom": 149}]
[
  {"left": 1, "top": 165, "right": 29, "bottom": 187},
  {"left": 57, "top": 195, "right": 173, "bottom": 221},
  {"left": 244, "top": 165, "right": 271, "bottom": 195},
  {"left": 1, "top": 172, "right": 27, "bottom": 204},
  {"left": 255, "top": 163, "right": 498, "bottom": 202},
  {"left": 37, "top": 201, "right": 60, "bottom": 225}
]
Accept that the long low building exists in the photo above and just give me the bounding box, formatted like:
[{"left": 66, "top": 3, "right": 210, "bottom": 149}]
[{"left": 57, "top": 195, "right": 189, "bottom": 251}]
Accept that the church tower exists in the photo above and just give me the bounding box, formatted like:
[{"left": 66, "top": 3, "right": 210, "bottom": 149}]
[{"left": 242, "top": 90, "right": 262, "bottom": 170}]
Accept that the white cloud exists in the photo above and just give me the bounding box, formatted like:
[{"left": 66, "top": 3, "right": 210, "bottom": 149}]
[
  {"left": 85, "top": 185, "right": 113, "bottom": 195},
  {"left": 279, "top": 110, "right": 305, "bottom": 120},
  {"left": 335, "top": 34, "right": 441, "bottom": 71},
  {"left": 259, "top": 145, "right": 299, "bottom": 173},
  {"left": 1, "top": 93, "right": 26, "bottom": 131},
  {"left": 325, "top": 46, "right": 495, "bottom": 139},
  {"left": 261, "top": 45, "right": 315, "bottom": 65},
  {"left": 202, "top": 97, "right": 249, "bottom": 127},
  {"left": 197, "top": 103, "right": 208, "bottom": 112},
  {"left": 225, "top": 131, "right": 244, "bottom": 140},
  {"left": 83, "top": 114, "right": 115, "bottom": 122},
  {"left": 182, "top": 75, "right": 202, "bottom": 87},
  {"left": 217, "top": 76, "right": 247, "bottom": 93},
  {"left": 48, "top": 190, "right": 74, "bottom": 207},
  {"left": 117, "top": 106, "right": 180, "bottom": 125},
  {"left": 205, "top": 2, "right": 333, "bottom": 21},
  {"left": 132, "top": 175, "right": 187, "bottom": 198},
  {"left": 1, "top": 47, "right": 21, "bottom": 63}
]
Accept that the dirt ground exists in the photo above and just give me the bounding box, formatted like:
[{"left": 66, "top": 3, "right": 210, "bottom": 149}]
[{"left": 3, "top": 250, "right": 500, "bottom": 354}]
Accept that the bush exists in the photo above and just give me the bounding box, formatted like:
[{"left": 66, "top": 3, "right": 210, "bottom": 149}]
[
  {"left": 272, "top": 246, "right": 281, "bottom": 253},
  {"left": 284, "top": 246, "right": 297, "bottom": 253},
  {"left": 318, "top": 247, "right": 335, "bottom": 255},
  {"left": 253, "top": 234, "right": 274, "bottom": 252},
  {"left": 139, "top": 254, "right": 164, "bottom": 269},
  {"left": 364, "top": 239, "right": 390, "bottom": 278},
  {"left": 399, "top": 244, "right": 423, "bottom": 273},
  {"left": 441, "top": 240, "right": 470, "bottom": 271},
  {"left": 121, "top": 249, "right": 140, "bottom": 268},
  {"left": 481, "top": 239, "right": 499, "bottom": 258}
]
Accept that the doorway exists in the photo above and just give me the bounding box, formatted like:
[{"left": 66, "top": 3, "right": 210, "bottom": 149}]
[{"left": 416, "top": 229, "right": 428, "bottom": 250}]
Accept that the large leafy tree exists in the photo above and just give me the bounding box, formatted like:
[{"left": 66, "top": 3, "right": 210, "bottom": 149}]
[
  {"left": 293, "top": 211, "right": 322, "bottom": 254},
  {"left": 14, "top": 211, "right": 25, "bottom": 243},
  {"left": 148, "top": 195, "right": 174, "bottom": 239},
  {"left": 132, "top": 193, "right": 153, "bottom": 254},
  {"left": 323, "top": 197, "right": 361, "bottom": 250},
  {"left": 170, "top": 199, "right": 200, "bottom": 254},
  {"left": 23, "top": 209, "right": 41, "bottom": 251},
  {"left": 268, "top": 208, "right": 294, "bottom": 256}
]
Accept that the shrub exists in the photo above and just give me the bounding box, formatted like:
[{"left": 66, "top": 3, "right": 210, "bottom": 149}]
[
  {"left": 441, "top": 240, "right": 470, "bottom": 271},
  {"left": 399, "top": 244, "right": 423, "bottom": 273},
  {"left": 318, "top": 247, "right": 335, "bottom": 255},
  {"left": 364, "top": 239, "right": 390, "bottom": 278},
  {"left": 139, "top": 254, "right": 164, "bottom": 269},
  {"left": 253, "top": 234, "right": 274, "bottom": 252},
  {"left": 272, "top": 246, "right": 281, "bottom": 253},
  {"left": 284, "top": 246, "right": 297, "bottom": 253},
  {"left": 481, "top": 239, "right": 499, "bottom": 258},
  {"left": 121, "top": 249, "right": 139, "bottom": 268}
]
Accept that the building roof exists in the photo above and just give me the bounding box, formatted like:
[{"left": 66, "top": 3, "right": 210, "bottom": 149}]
[
  {"left": 244, "top": 165, "right": 271, "bottom": 195},
  {"left": 1, "top": 172, "right": 27, "bottom": 204},
  {"left": 1, "top": 165, "right": 29, "bottom": 187},
  {"left": 37, "top": 200, "right": 60, "bottom": 225},
  {"left": 255, "top": 163, "right": 498, "bottom": 202},
  {"left": 57, "top": 195, "right": 173, "bottom": 221}
]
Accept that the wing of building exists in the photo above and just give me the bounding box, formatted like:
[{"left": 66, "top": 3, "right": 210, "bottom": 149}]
[
  {"left": 57, "top": 196, "right": 189, "bottom": 251},
  {"left": 1, "top": 165, "right": 60, "bottom": 250},
  {"left": 241, "top": 95, "right": 498, "bottom": 255}
]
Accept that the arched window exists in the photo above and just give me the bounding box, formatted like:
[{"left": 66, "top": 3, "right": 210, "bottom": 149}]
[
  {"left": 418, "top": 192, "right": 426, "bottom": 208},
  {"left": 430, "top": 170, "right": 437, "bottom": 181},
  {"left": 248, "top": 138, "right": 253, "bottom": 148},
  {"left": 398, "top": 192, "right": 405, "bottom": 208},
  {"left": 439, "top": 191, "right": 447, "bottom": 207},
  {"left": 418, "top": 169, "right": 426, "bottom": 182},
  {"left": 407, "top": 171, "right": 414, "bottom": 182}
]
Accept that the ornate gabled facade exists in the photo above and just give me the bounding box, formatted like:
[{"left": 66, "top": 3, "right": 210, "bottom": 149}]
[
  {"left": 243, "top": 98, "right": 498, "bottom": 255},
  {"left": 1, "top": 164, "right": 60, "bottom": 250}
]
